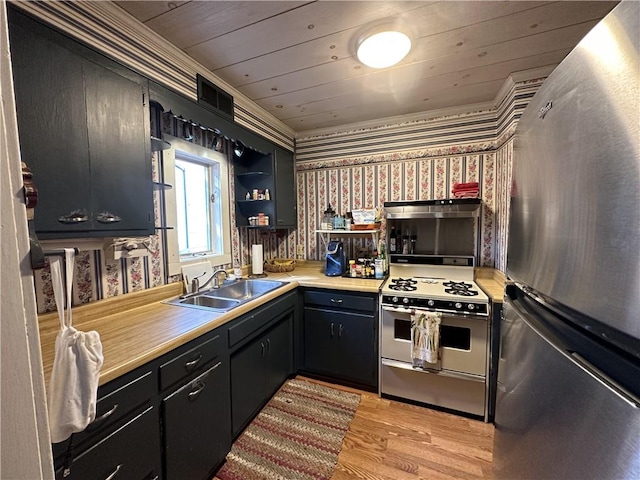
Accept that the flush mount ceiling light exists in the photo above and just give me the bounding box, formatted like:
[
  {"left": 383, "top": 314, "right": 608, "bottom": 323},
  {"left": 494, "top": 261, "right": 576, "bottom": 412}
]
[{"left": 356, "top": 25, "right": 412, "bottom": 69}]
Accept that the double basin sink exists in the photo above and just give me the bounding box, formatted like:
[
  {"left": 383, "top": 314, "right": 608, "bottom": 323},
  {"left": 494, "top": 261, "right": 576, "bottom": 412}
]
[{"left": 165, "top": 279, "right": 286, "bottom": 312}]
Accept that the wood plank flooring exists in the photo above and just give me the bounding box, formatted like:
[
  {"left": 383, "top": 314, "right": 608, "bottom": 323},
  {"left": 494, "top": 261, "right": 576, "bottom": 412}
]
[
  {"left": 307, "top": 378, "right": 495, "bottom": 480},
  {"left": 216, "top": 376, "right": 494, "bottom": 480}
]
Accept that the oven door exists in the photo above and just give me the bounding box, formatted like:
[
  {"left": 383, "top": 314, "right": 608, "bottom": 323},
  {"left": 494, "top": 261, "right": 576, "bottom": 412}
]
[{"left": 381, "top": 306, "right": 488, "bottom": 376}]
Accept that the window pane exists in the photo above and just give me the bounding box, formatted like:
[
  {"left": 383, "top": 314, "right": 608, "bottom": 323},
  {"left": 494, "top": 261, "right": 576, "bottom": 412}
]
[{"left": 175, "top": 159, "right": 211, "bottom": 254}]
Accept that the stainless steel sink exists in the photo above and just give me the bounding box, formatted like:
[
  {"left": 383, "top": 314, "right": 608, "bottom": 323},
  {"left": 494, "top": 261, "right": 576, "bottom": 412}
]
[
  {"left": 206, "top": 279, "right": 285, "bottom": 301},
  {"left": 164, "top": 279, "right": 286, "bottom": 312},
  {"left": 179, "top": 296, "right": 241, "bottom": 310}
]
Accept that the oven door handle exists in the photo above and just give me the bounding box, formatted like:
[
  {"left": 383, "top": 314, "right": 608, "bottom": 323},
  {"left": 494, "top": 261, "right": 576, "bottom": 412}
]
[
  {"left": 381, "top": 306, "right": 415, "bottom": 314},
  {"left": 381, "top": 358, "right": 485, "bottom": 383}
]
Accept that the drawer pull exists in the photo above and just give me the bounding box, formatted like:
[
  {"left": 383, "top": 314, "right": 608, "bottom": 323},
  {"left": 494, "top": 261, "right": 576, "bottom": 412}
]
[
  {"left": 330, "top": 322, "right": 334, "bottom": 337},
  {"left": 266, "top": 338, "right": 271, "bottom": 353},
  {"left": 188, "top": 381, "right": 206, "bottom": 401},
  {"left": 330, "top": 298, "right": 343, "bottom": 304},
  {"left": 104, "top": 464, "right": 122, "bottom": 480},
  {"left": 93, "top": 404, "right": 118, "bottom": 424},
  {"left": 261, "top": 342, "right": 265, "bottom": 357},
  {"left": 339, "top": 324, "right": 344, "bottom": 337},
  {"left": 184, "top": 354, "right": 203, "bottom": 371}
]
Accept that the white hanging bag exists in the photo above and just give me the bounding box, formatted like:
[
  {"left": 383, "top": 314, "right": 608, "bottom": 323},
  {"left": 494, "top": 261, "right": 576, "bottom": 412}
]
[{"left": 47, "top": 249, "right": 104, "bottom": 443}]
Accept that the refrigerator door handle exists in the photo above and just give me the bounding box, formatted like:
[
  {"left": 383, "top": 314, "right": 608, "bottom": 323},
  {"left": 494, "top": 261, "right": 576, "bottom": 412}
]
[
  {"left": 570, "top": 352, "right": 640, "bottom": 409},
  {"left": 508, "top": 293, "right": 640, "bottom": 409}
]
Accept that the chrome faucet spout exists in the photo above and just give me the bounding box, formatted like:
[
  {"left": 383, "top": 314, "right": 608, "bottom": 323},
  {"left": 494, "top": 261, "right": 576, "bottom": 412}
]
[
  {"left": 211, "top": 269, "right": 229, "bottom": 288},
  {"left": 188, "top": 269, "right": 229, "bottom": 295}
]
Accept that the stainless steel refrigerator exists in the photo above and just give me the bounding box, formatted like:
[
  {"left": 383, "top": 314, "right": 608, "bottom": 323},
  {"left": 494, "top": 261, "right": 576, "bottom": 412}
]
[{"left": 494, "top": 1, "right": 640, "bottom": 478}]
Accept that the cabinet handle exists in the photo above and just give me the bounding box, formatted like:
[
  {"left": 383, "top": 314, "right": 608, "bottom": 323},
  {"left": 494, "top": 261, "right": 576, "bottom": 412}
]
[
  {"left": 188, "top": 381, "right": 206, "bottom": 401},
  {"left": 266, "top": 338, "right": 271, "bottom": 353},
  {"left": 184, "top": 354, "right": 202, "bottom": 371},
  {"left": 330, "top": 298, "right": 343, "bottom": 304},
  {"left": 92, "top": 404, "right": 118, "bottom": 425},
  {"left": 261, "top": 342, "right": 265, "bottom": 357},
  {"left": 58, "top": 212, "right": 89, "bottom": 224},
  {"left": 104, "top": 464, "right": 122, "bottom": 480},
  {"left": 330, "top": 323, "right": 334, "bottom": 338},
  {"left": 96, "top": 212, "right": 122, "bottom": 223},
  {"left": 339, "top": 324, "right": 344, "bottom": 337}
]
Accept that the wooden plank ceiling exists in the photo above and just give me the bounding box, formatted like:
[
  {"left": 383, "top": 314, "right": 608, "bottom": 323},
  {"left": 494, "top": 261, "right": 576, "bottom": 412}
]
[{"left": 115, "top": 0, "right": 618, "bottom": 132}]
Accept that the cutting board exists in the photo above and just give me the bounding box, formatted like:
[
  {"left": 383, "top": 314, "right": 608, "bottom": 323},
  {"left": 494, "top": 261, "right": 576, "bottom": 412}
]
[{"left": 181, "top": 262, "right": 213, "bottom": 293}]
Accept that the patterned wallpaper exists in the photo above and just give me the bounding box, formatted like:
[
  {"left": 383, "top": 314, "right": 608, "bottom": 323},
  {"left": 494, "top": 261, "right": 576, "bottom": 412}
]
[
  {"left": 22, "top": 0, "right": 544, "bottom": 312},
  {"left": 296, "top": 152, "right": 497, "bottom": 265},
  {"left": 32, "top": 88, "right": 531, "bottom": 313}
]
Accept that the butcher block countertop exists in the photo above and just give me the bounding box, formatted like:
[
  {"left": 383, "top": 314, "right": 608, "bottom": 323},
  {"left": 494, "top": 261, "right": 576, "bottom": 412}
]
[
  {"left": 37, "top": 261, "right": 384, "bottom": 388},
  {"left": 475, "top": 267, "right": 508, "bottom": 303}
]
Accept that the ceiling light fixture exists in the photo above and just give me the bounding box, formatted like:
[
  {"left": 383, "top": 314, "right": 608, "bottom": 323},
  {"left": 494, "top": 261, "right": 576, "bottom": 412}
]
[{"left": 356, "top": 24, "right": 411, "bottom": 69}]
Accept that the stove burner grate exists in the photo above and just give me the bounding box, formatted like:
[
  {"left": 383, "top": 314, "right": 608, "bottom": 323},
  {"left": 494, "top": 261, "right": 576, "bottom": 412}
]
[
  {"left": 388, "top": 278, "right": 418, "bottom": 292},
  {"left": 442, "top": 281, "right": 478, "bottom": 297}
]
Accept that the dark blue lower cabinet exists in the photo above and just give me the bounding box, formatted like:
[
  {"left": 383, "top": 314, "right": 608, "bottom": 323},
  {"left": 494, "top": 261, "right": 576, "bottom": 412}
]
[
  {"left": 230, "top": 314, "right": 293, "bottom": 438},
  {"left": 162, "top": 361, "right": 231, "bottom": 480}
]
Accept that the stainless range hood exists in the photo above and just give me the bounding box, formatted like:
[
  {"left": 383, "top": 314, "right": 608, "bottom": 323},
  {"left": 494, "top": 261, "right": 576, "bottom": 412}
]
[{"left": 384, "top": 199, "right": 481, "bottom": 219}]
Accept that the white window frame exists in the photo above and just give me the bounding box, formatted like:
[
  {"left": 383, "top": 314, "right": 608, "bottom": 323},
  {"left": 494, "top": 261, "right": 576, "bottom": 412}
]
[{"left": 163, "top": 135, "right": 232, "bottom": 276}]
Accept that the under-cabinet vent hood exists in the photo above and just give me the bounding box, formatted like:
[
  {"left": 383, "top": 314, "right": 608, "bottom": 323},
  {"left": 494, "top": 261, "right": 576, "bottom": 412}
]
[{"left": 384, "top": 199, "right": 481, "bottom": 219}]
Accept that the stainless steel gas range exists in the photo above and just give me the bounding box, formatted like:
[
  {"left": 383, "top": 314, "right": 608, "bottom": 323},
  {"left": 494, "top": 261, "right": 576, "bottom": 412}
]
[{"left": 379, "top": 257, "right": 491, "bottom": 420}]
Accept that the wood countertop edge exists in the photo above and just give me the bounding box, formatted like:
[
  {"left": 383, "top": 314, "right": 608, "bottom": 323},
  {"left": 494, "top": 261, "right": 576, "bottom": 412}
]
[{"left": 39, "top": 270, "right": 384, "bottom": 388}]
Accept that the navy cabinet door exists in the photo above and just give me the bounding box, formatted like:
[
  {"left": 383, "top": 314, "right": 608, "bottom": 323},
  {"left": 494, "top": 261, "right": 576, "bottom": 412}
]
[
  {"left": 264, "top": 314, "right": 294, "bottom": 397},
  {"left": 163, "top": 361, "right": 231, "bottom": 480},
  {"left": 230, "top": 334, "right": 267, "bottom": 437},
  {"left": 304, "top": 307, "right": 377, "bottom": 387},
  {"left": 9, "top": 13, "right": 92, "bottom": 234},
  {"left": 9, "top": 8, "right": 153, "bottom": 238}
]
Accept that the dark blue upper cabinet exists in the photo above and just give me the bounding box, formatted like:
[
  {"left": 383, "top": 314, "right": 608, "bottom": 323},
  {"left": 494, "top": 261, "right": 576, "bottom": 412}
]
[{"left": 8, "top": 7, "right": 153, "bottom": 239}]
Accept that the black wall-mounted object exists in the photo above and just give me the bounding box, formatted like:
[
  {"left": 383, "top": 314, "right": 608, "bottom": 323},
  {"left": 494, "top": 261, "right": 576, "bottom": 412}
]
[{"left": 196, "top": 74, "right": 234, "bottom": 120}]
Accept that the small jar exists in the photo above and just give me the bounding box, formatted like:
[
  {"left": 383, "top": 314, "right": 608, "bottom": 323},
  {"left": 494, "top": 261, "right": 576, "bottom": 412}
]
[{"left": 349, "top": 260, "right": 357, "bottom": 277}]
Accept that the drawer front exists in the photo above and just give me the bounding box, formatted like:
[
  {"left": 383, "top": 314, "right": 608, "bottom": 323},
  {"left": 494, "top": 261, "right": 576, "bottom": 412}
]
[
  {"left": 60, "top": 406, "right": 161, "bottom": 480},
  {"left": 304, "top": 290, "right": 375, "bottom": 312},
  {"left": 54, "top": 369, "right": 155, "bottom": 454},
  {"left": 228, "top": 292, "right": 295, "bottom": 347},
  {"left": 159, "top": 334, "right": 223, "bottom": 391}
]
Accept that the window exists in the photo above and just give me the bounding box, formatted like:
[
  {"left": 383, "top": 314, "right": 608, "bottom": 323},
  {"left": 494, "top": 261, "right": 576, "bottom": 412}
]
[{"left": 164, "top": 135, "right": 231, "bottom": 276}]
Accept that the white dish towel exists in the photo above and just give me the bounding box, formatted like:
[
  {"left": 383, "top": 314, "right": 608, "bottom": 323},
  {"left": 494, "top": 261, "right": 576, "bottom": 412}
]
[
  {"left": 411, "top": 311, "right": 441, "bottom": 367},
  {"left": 47, "top": 249, "right": 104, "bottom": 443}
]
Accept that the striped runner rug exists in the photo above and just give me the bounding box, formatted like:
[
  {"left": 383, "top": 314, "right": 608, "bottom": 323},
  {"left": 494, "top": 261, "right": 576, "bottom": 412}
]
[{"left": 216, "top": 379, "right": 361, "bottom": 480}]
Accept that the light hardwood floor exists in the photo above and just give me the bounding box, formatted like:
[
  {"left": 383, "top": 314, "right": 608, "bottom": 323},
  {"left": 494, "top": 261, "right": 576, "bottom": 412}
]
[
  {"left": 303, "top": 378, "right": 495, "bottom": 480},
  {"left": 215, "top": 376, "right": 495, "bottom": 480}
]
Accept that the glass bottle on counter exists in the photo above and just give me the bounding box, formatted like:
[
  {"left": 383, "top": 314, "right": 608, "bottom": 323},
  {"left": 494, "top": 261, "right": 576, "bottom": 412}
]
[
  {"left": 378, "top": 241, "right": 387, "bottom": 274},
  {"left": 389, "top": 227, "right": 397, "bottom": 254}
]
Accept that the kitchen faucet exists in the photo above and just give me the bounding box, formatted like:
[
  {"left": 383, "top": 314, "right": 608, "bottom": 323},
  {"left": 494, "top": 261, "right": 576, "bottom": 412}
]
[{"left": 191, "top": 269, "right": 229, "bottom": 293}]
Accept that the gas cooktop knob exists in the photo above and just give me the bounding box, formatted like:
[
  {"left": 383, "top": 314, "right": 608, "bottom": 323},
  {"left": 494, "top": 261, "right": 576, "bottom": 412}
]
[
  {"left": 468, "top": 304, "right": 475, "bottom": 310},
  {"left": 455, "top": 302, "right": 462, "bottom": 309},
  {"left": 427, "top": 299, "right": 435, "bottom": 307},
  {"left": 392, "top": 296, "right": 398, "bottom": 303},
  {"left": 402, "top": 297, "right": 410, "bottom": 305}
]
